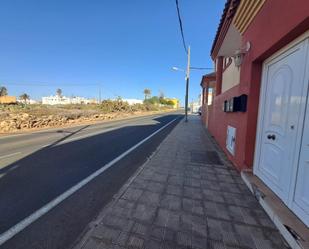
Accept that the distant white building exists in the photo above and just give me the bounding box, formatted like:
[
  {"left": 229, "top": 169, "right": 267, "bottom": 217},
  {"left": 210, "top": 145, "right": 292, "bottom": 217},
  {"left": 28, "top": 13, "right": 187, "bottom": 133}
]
[
  {"left": 42, "top": 95, "right": 97, "bottom": 105},
  {"left": 17, "top": 99, "right": 37, "bottom": 104},
  {"left": 121, "top": 99, "right": 143, "bottom": 105}
]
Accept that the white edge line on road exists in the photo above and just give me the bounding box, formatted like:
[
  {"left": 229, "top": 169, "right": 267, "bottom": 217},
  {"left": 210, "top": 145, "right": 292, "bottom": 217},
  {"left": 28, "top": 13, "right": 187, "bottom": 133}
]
[
  {"left": 0, "top": 152, "right": 22, "bottom": 160},
  {"left": 0, "top": 117, "right": 180, "bottom": 246}
]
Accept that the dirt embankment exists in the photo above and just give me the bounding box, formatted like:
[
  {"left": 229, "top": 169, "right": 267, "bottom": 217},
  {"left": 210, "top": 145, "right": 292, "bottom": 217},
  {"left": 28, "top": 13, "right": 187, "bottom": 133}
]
[{"left": 0, "top": 105, "right": 176, "bottom": 133}]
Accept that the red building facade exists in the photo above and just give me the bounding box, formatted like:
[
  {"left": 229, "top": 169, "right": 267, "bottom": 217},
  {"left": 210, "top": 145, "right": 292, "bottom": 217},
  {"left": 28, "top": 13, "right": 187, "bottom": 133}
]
[
  {"left": 203, "top": 0, "right": 309, "bottom": 171},
  {"left": 202, "top": 0, "right": 309, "bottom": 230}
]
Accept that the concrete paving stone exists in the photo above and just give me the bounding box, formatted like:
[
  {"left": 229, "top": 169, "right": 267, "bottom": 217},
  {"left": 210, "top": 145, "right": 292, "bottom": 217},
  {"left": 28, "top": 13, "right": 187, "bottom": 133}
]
[
  {"left": 228, "top": 206, "right": 246, "bottom": 222},
  {"left": 191, "top": 234, "right": 207, "bottom": 249},
  {"left": 151, "top": 173, "right": 169, "bottom": 183},
  {"left": 200, "top": 167, "right": 216, "bottom": 175},
  {"left": 116, "top": 199, "right": 135, "bottom": 209},
  {"left": 160, "top": 241, "right": 179, "bottom": 249},
  {"left": 201, "top": 180, "right": 222, "bottom": 192},
  {"left": 160, "top": 194, "right": 182, "bottom": 211},
  {"left": 222, "top": 231, "right": 239, "bottom": 246},
  {"left": 222, "top": 192, "right": 257, "bottom": 208},
  {"left": 185, "top": 171, "right": 202, "bottom": 180},
  {"left": 202, "top": 189, "right": 226, "bottom": 203},
  {"left": 192, "top": 222, "right": 207, "bottom": 237},
  {"left": 216, "top": 174, "right": 237, "bottom": 184},
  {"left": 131, "top": 179, "right": 148, "bottom": 190},
  {"left": 201, "top": 172, "right": 219, "bottom": 181},
  {"left": 102, "top": 216, "right": 134, "bottom": 232},
  {"left": 186, "top": 164, "right": 201, "bottom": 171},
  {"left": 253, "top": 238, "right": 277, "bottom": 249},
  {"left": 168, "top": 176, "right": 184, "bottom": 186},
  {"left": 131, "top": 222, "right": 149, "bottom": 236},
  {"left": 219, "top": 184, "right": 242, "bottom": 195},
  {"left": 165, "top": 184, "right": 183, "bottom": 197},
  {"left": 235, "top": 224, "right": 289, "bottom": 249},
  {"left": 184, "top": 177, "right": 201, "bottom": 188},
  {"left": 122, "top": 188, "right": 143, "bottom": 202},
  {"left": 126, "top": 235, "right": 145, "bottom": 249},
  {"left": 257, "top": 217, "right": 277, "bottom": 229},
  {"left": 143, "top": 239, "right": 161, "bottom": 249},
  {"left": 146, "top": 181, "right": 166, "bottom": 194},
  {"left": 82, "top": 237, "right": 103, "bottom": 249},
  {"left": 132, "top": 204, "right": 157, "bottom": 224},
  {"left": 214, "top": 167, "right": 235, "bottom": 176},
  {"left": 176, "top": 231, "right": 192, "bottom": 248},
  {"left": 108, "top": 205, "right": 134, "bottom": 220},
  {"left": 92, "top": 225, "right": 121, "bottom": 243},
  {"left": 208, "top": 239, "right": 243, "bottom": 249},
  {"left": 154, "top": 209, "right": 180, "bottom": 230},
  {"left": 139, "top": 191, "right": 161, "bottom": 206},
  {"left": 235, "top": 234, "right": 255, "bottom": 249},
  {"left": 180, "top": 213, "right": 193, "bottom": 232},
  {"left": 149, "top": 226, "right": 165, "bottom": 241},
  {"left": 183, "top": 186, "right": 203, "bottom": 200},
  {"left": 182, "top": 198, "right": 204, "bottom": 216}
]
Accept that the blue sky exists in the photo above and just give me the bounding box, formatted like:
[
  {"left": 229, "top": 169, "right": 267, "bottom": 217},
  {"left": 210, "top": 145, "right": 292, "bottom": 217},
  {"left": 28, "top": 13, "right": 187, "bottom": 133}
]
[{"left": 0, "top": 0, "right": 225, "bottom": 104}]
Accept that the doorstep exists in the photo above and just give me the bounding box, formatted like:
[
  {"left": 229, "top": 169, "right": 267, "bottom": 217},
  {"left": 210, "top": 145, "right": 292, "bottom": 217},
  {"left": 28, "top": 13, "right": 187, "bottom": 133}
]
[{"left": 241, "top": 170, "right": 309, "bottom": 249}]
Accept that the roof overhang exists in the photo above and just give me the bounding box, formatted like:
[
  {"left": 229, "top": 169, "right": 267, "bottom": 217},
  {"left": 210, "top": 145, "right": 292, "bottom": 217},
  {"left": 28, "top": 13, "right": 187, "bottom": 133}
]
[
  {"left": 217, "top": 24, "right": 242, "bottom": 57},
  {"left": 211, "top": 0, "right": 241, "bottom": 59},
  {"left": 200, "top": 72, "right": 216, "bottom": 88}
]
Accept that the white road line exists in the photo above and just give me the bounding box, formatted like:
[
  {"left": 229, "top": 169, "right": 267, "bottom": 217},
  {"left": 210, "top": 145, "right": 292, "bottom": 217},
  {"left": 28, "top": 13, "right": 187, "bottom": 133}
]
[
  {"left": 0, "top": 152, "right": 22, "bottom": 160},
  {"left": 0, "top": 117, "right": 180, "bottom": 246}
]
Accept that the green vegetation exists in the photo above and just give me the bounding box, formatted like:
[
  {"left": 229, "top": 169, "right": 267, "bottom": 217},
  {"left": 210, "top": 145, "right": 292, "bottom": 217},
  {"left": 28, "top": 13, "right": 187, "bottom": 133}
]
[
  {"left": 0, "top": 86, "right": 8, "bottom": 96},
  {"left": 143, "top": 96, "right": 174, "bottom": 106},
  {"left": 19, "top": 93, "right": 30, "bottom": 104},
  {"left": 143, "top": 88, "right": 151, "bottom": 100}
]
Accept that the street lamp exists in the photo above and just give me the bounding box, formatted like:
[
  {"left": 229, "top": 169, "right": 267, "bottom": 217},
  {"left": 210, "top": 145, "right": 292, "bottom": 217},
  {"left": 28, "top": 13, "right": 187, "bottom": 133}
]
[
  {"left": 172, "top": 66, "right": 185, "bottom": 72},
  {"left": 172, "top": 46, "right": 191, "bottom": 122},
  {"left": 172, "top": 47, "right": 213, "bottom": 122}
]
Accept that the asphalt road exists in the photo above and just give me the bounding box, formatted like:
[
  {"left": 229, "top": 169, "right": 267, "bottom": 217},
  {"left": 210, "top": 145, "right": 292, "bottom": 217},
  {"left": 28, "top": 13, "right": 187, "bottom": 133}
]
[{"left": 0, "top": 112, "right": 183, "bottom": 249}]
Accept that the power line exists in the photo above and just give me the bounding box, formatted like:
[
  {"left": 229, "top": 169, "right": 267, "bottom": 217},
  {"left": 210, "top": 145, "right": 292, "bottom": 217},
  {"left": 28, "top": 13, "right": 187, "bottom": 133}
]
[
  {"left": 175, "top": 0, "right": 188, "bottom": 54},
  {"left": 190, "top": 67, "right": 214, "bottom": 70}
]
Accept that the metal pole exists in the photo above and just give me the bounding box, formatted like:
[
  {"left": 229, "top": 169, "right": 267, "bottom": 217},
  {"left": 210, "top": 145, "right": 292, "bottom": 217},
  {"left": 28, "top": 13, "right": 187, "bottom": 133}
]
[{"left": 185, "top": 46, "right": 190, "bottom": 122}]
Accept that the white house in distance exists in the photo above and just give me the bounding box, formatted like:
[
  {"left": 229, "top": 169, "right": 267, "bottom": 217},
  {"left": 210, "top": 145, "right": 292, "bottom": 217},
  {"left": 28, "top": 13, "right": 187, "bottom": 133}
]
[
  {"left": 17, "top": 99, "right": 37, "bottom": 104},
  {"left": 122, "top": 98, "right": 143, "bottom": 105},
  {"left": 42, "top": 95, "right": 97, "bottom": 105}
]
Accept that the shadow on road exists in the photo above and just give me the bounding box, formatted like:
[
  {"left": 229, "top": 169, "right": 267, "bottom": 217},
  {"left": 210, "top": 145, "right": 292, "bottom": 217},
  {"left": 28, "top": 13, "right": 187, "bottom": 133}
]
[{"left": 0, "top": 114, "right": 181, "bottom": 236}]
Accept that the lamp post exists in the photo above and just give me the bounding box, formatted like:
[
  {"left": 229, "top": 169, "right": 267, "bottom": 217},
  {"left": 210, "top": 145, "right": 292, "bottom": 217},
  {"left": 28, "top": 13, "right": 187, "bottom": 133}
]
[
  {"left": 185, "top": 46, "right": 190, "bottom": 122},
  {"left": 172, "top": 46, "right": 213, "bottom": 122},
  {"left": 172, "top": 46, "right": 191, "bottom": 122}
]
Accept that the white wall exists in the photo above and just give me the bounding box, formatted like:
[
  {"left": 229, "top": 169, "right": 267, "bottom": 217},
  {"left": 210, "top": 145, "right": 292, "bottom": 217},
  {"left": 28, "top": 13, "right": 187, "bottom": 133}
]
[{"left": 222, "top": 57, "right": 240, "bottom": 93}]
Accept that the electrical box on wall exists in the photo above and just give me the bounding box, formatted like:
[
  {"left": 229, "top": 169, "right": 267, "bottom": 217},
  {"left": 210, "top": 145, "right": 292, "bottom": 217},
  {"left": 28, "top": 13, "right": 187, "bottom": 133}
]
[
  {"left": 226, "top": 126, "right": 236, "bottom": 155},
  {"left": 223, "top": 94, "right": 247, "bottom": 112}
]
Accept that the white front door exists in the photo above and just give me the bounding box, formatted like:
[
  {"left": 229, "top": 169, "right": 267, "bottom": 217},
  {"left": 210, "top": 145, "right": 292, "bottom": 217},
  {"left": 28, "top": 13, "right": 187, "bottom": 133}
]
[
  {"left": 255, "top": 39, "right": 309, "bottom": 204},
  {"left": 293, "top": 85, "right": 309, "bottom": 226}
]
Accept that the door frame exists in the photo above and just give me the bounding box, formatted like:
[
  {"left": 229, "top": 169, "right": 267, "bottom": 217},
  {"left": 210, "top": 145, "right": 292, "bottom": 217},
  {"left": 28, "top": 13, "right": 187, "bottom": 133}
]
[{"left": 253, "top": 33, "right": 309, "bottom": 208}]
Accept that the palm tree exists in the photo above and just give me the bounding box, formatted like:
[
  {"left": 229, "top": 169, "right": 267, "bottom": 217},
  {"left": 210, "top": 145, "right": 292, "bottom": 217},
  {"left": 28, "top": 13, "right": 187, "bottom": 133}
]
[
  {"left": 56, "top": 88, "right": 62, "bottom": 97},
  {"left": 143, "top": 88, "right": 151, "bottom": 100},
  {"left": 19, "top": 93, "right": 30, "bottom": 104},
  {"left": 0, "top": 86, "right": 8, "bottom": 96}
]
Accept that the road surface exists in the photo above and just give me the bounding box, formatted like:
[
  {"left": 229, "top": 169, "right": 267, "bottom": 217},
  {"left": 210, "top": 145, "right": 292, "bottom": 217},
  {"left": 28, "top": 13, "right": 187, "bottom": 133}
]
[{"left": 0, "top": 111, "right": 183, "bottom": 249}]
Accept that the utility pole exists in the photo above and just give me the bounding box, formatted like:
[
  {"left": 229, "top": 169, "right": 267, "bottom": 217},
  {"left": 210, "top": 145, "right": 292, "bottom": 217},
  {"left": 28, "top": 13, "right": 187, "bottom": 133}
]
[
  {"left": 185, "top": 46, "right": 190, "bottom": 122},
  {"left": 99, "top": 86, "right": 101, "bottom": 103}
]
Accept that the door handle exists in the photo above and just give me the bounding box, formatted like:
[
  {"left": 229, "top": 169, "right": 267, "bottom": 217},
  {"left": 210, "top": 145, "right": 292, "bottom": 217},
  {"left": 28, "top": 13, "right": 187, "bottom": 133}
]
[{"left": 267, "top": 134, "right": 276, "bottom": 140}]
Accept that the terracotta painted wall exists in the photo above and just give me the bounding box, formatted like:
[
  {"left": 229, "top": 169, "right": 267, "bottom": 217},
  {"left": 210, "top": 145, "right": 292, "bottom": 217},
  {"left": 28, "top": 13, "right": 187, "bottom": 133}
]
[{"left": 207, "top": 0, "right": 309, "bottom": 170}]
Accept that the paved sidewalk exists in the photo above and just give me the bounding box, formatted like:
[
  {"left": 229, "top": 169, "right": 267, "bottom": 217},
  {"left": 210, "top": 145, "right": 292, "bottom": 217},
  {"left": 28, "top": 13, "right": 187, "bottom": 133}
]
[{"left": 74, "top": 115, "right": 289, "bottom": 249}]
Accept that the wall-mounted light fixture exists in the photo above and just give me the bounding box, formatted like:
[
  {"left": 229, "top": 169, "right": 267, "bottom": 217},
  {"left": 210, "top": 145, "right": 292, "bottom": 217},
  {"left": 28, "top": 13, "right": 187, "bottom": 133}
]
[{"left": 234, "top": 41, "right": 251, "bottom": 67}]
